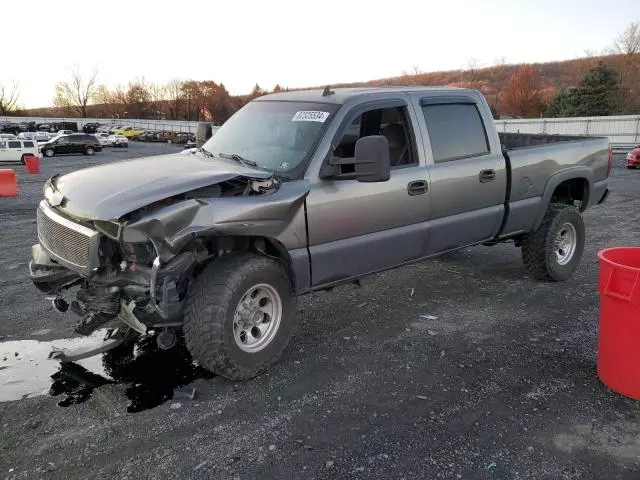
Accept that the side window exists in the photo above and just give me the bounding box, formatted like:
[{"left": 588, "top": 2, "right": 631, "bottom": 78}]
[
  {"left": 0, "top": 142, "right": 6, "bottom": 149},
  {"left": 23, "top": 141, "right": 34, "bottom": 148},
  {"left": 334, "top": 106, "right": 417, "bottom": 168},
  {"left": 8, "top": 141, "right": 20, "bottom": 148},
  {"left": 422, "top": 103, "right": 489, "bottom": 163},
  {"left": 57, "top": 137, "right": 69, "bottom": 144}
]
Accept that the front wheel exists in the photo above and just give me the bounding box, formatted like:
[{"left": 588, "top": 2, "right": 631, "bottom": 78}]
[
  {"left": 183, "top": 253, "right": 296, "bottom": 380},
  {"left": 44, "top": 148, "right": 54, "bottom": 157},
  {"left": 85, "top": 147, "right": 95, "bottom": 156},
  {"left": 521, "top": 203, "right": 585, "bottom": 281}
]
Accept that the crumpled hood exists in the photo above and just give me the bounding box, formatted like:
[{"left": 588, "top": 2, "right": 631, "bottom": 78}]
[{"left": 53, "top": 152, "right": 272, "bottom": 220}]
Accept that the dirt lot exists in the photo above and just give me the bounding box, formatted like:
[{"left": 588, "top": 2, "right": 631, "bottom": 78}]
[{"left": 1, "top": 146, "right": 639, "bottom": 480}]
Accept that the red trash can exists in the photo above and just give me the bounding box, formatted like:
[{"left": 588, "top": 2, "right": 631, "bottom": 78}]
[
  {"left": 24, "top": 155, "right": 40, "bottom": 174},
  {"left": 597, "top": 247, "right": 640, "bottom": 399}
]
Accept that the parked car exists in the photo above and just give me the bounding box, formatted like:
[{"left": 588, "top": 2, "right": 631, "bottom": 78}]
[
  {"left": 83, "top": 122, "right": 102, "bottom": 134},
  {"left": 114, "top": 126, "right": 145, "bottom": 138},
  {"left": 57, "top": 129, "right": 74, "bottom": 136},
  {"left": 0, "top": 138, "right": 41, "bottom": 164},
  {"left": 17, "top": 132, "right": 37, "bottom": 140},
  {"left": 28, "top": 87, "right": 611, "bottom": 380},
  {"left": 0, "top": 133, "right": 17, "bottom": 140},
  {"left": 35, "top": 131, "right": 51, "bottom": 143},
  {"left": 108, "top": 134, "right": 128, "bottom": 147},
  {"left": 108, "top": 125, "right": 123, "bottom": 134},
  {"left": 625, "top": 145, "right": 640, "bottom": 169},
  {"left": 39, "top": 133, "right": 102, "bottom": 157},
  {"left": 94, "top": 133, "right": 112, "bottom": 146}
]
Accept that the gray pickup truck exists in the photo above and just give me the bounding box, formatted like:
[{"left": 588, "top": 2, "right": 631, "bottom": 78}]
[{"left": 29, "top": 87, "right": 611, "bottom": 379}]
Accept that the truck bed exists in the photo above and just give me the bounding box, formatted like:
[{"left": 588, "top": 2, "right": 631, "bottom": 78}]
[{"left": 499, "top": 132, "right": 600, "bottom": 150}]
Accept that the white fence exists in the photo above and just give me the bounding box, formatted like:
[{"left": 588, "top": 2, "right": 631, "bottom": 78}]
[
  {"left": 496, "top": 115, "right": 640, "bottom": 150},
  {"left": 0, "top": 116, "right": 200, "bottom": 133}
]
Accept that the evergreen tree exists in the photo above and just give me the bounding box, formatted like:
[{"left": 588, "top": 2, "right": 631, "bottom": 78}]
[{"left": 546, "top": 63, "right": 620, "bottom": 117}]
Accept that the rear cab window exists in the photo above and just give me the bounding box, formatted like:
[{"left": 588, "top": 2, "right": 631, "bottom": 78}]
[
  {"left": 421, "top": 102, "right": 489, "bottom": 163},
  {"left": 8, "top": 141, "right": 21, "bottom": 149},
  {"left": 23, "top": 141, "right": 34, "bottom": 148}
]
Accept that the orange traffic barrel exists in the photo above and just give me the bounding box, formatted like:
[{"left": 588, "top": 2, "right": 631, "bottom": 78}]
[
  {"left": 0, "top": 169, "right": 18, "bottom": 197},
  {"left": 24, "top": 155, "right": 40, "bottom": 174},
  {"left": 597, "top": 247, "right": 640, "bottom": 399}
]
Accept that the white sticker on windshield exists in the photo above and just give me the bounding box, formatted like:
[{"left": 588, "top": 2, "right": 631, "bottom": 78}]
[{"left": 291, "top": 111, "right": 330, "bottom": 123}]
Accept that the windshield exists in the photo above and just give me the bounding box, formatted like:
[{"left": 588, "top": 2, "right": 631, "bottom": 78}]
[{"left": 201, "top": 100, "right": 338, "bottom": 174}]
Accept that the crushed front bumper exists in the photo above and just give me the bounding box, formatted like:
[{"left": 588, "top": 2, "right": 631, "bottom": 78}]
[{"left": 29, "top": 243, "right": 81, "bottom": 294}]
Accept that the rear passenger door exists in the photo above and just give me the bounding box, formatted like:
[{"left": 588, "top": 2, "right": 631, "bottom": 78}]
[{"left": 418, "top": 97, "right": 507, "bottom": 253}]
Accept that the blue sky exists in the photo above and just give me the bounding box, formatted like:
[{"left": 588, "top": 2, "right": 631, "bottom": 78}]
[{"left": 2, "top": 0, "right": 638, "bottom": 108}]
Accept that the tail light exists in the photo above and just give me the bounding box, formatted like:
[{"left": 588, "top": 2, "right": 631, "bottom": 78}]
[{"left": 607, "top": 144, "right": 613, "bottom": 176}]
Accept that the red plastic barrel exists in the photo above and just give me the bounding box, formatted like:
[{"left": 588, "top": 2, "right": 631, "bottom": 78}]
[
  {"left": 24, "top": 155, "right": 40, "bottom": 174},
  {"left": 0, "top": 169, "right": 18, "bottom": 197},
  {"left": 597, "top": 247, "right": 640, "bottom": 399}
]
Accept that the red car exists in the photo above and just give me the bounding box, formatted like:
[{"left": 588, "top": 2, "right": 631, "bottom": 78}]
[{"left": 626, "top": 145, "right": 640, "bottom": 169}]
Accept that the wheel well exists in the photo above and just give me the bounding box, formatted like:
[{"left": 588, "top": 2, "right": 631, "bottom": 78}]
[
  {"left": 550, "top": 178, "right": 589, "bottom": 211},
  {"left": 196, "top": 235, "right": 296, "bottom": 288}
]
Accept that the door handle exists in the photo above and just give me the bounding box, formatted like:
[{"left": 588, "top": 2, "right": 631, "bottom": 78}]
[
  {"left": 407, "top": 180, "right": 428, "bottom": 196},
  {"left": 479, "top": 169, "right": 496, "bottom": 183}
]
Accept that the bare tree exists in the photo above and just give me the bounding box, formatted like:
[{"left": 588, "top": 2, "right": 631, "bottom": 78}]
[
  {"left": 491, "top": 57, "right": 510, "bottom": 112},
  {"left": 53, "top": 66, "right": 100, "bottom": 118},
  {"left": 612, "top": 22, "right": 640, "bottom": 110},
  {"left": 0, "top": 81, "right": 20, "bottom": 115},
  {"left": 463, "top": 58, "right": 484, "bottom": 89},
  {"left": 165, "top": 79, "right": 185, "bottom": 120}
]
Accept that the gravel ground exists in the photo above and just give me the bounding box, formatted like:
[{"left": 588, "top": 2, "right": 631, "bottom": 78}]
[{"left": 1, "top": 148, "right": 640, "bottom": 480}]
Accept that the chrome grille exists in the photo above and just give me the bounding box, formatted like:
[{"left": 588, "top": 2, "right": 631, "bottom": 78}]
[{"left": 37, "top": 201, "right": 99, "bottom": 274}]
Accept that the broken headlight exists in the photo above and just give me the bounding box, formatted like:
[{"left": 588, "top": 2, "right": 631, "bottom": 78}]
[{"left": 94, "top": 221, "right": 148, "bottom": 244}]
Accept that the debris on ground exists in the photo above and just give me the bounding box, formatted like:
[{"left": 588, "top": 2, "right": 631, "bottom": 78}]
[
  {"left": 416, "top": 395, "right": 428, "bottom": 400},
  {"left": 325, "top": 460, "right": 334, "bottom": 468},
  {"left": 420, "top": 315, "right": 438, "bottom": 320},
  {"left": 169, "top": 402, "right": 182, "bottom": 409},
  {"left": 269, "top": 445, "right": 276, "bottom": 451},
  {"left": 173, "top": 388, "right": 196, "bottom": 400},
  {"left": 427, "top": 330, "right": 438, "bottom": 336},
  {"left": 486, "top": 461, "right": 497, "bottom": 470}
]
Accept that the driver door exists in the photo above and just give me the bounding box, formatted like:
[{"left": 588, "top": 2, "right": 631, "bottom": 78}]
[{"left": 306, "top": 101, "right": 431, "bottom": 288}]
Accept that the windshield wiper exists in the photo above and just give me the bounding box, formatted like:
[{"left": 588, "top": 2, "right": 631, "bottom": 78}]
[
  {"left": 217, "top": 152, "right": 258, "bottom": 168},
  {"left": 201, "top": 146, "right": 214, "bottom": 158}
]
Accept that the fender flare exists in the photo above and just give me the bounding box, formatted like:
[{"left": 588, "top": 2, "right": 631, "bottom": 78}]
[{"left": 533, "top": 167, "right": 593, "bottom": 230}]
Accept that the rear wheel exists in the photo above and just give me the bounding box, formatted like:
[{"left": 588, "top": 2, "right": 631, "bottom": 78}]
[
  {"left": 521, "top": 203, "right": 585, "bottom": 281},
  {"left": 20, "top": 154, "right": 28, "bottom": 165},
  {"left": 183, "top": 253, "right": 296, "bottom": 380}
]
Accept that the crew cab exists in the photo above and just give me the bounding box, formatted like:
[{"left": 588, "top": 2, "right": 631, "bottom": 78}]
[{"left": 29, "top": 87, "right": 610, "bottom": 381}]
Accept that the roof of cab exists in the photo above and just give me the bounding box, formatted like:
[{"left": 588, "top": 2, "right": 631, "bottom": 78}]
[{"left": 254, "top": 86, "right": 473, "bottom": 104}]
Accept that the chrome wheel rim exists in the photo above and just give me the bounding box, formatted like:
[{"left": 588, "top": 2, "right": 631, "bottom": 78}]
[
  {"left": 233, "top": 283, "right": 282, "bottom": 353},
  {"left": 554, "top": 222, "right": 577, "bottom": 265}
]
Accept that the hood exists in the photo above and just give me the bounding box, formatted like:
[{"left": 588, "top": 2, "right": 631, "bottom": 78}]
[{"left": 53, "top": 152, "right": 272, "bottom": 220}]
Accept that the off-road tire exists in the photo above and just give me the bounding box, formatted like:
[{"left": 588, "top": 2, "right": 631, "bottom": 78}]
[
  {"left": 183, "top": 253, "right": 296, "bottom": 380},
  {"left": 521, "top": 203, "right": 585, "bottom": 281}
]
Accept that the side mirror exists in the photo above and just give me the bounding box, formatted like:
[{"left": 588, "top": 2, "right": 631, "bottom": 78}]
[{"left": 320, "top": 135, "right": 391, "bottom": 182}]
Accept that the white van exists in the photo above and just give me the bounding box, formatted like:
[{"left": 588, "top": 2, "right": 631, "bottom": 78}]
[{"left": 0, "top": 139, "right": 41, "bottom": 164}]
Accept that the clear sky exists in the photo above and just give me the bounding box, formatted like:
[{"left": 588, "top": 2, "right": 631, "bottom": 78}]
[{"left": 3, "top": 0, "right": 638, "bottom": 108}]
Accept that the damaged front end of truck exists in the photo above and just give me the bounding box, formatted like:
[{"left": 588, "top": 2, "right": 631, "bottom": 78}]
[{"left": 29, "top": 159, "right": 309, "bottom": 362}]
